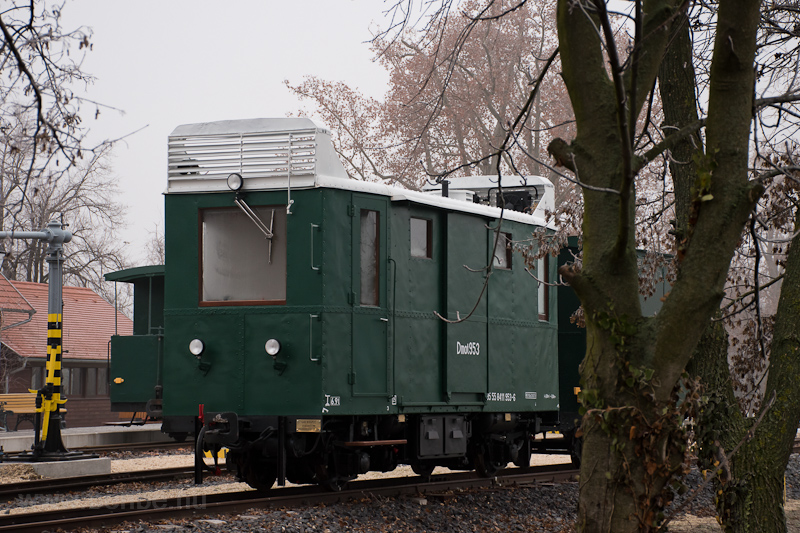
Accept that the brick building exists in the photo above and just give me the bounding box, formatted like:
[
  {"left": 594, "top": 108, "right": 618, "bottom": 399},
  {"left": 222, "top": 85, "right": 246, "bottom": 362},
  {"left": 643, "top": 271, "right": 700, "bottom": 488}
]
[{"left": 0, "top": 276, "right": 132, "bottom": 428}]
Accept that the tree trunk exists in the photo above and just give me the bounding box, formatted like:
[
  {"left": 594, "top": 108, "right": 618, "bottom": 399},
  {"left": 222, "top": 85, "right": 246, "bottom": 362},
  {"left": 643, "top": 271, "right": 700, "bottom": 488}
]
[
  {"left": 551, "top": 0, "right": 763, "bottom": 530},
  {"left": 657, "top": 5, "right": 797, "bottom": 531},
  {"left": 657, "top": 13, "right": 702, "bottom": 237},
  {"left": 716, "top": 209, "right": 800, "bottom": 533}
]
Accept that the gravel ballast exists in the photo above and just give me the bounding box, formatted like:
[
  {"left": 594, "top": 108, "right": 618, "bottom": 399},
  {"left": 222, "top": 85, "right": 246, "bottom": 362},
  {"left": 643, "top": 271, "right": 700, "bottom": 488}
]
[{"left": 8, "top": 453, "right": 800, "bottom": 532}]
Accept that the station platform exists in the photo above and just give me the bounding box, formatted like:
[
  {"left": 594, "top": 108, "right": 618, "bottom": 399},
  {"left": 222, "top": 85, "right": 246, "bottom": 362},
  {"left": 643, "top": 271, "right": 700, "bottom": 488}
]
[{"left": 0, "top": 423, "right": 168, "bottom": 453}]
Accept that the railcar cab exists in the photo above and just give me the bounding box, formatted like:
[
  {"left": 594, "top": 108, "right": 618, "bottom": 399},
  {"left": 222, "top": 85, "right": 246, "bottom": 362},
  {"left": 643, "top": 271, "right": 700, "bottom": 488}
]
[
  {"left": 161, "top": 119, "right": 346, "bottom": 434},
  {"left": 104, "top": 266, "right": 166, "bottom": 421}
]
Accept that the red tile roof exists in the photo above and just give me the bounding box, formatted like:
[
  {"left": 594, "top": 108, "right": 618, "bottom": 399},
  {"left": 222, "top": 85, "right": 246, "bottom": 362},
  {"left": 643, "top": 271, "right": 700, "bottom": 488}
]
[
  {"left": 0, "top": 275, "right": 35, "bottom": 315},
  {"left": 1, "top": 280, "right": 132, "bottom": 361}
]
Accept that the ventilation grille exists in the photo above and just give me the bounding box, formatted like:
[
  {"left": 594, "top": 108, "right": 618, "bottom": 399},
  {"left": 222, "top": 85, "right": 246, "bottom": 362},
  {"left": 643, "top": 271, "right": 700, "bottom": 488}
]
[{"left": 168, "top": 129, "right": 318, "bottom": 182}]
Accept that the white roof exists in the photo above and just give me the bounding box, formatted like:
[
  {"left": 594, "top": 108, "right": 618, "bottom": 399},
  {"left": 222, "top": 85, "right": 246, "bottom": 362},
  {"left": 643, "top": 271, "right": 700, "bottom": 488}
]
[
  {"left": 167, "top": 118, "right": 348, "bottom": 192},
  {"left": 314, "top": 176, "right": 552, "bottom": 227},
  {"left": 166, "top": 118, "right": 552, "bottom": 228},
  {"left": 421, "top": 174, "right": 553, "bottom": 191},
  {"left": 170, "top": 118, "right": 327, "bottom": 137}
]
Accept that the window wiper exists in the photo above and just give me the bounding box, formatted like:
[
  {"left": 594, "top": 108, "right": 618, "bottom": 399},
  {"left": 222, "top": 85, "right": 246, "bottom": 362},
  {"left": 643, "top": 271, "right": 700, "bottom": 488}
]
[{"left": 234, "top": 195, "right": 275, "bottom": 264}]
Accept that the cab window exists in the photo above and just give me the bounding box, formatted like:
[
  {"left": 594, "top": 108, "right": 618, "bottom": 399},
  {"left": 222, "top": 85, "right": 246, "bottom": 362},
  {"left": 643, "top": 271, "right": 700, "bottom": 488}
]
[
  {"left": 538, "top": 255, "right": 549, "bottom": 321},
  {"left": 360, "top": 209, "right": 380, "bottom": 306},
  {"left": 200, "top": 206, "right": 287, "bottom": 305},
  {"left": 410, "top": 217, "right": 432, "bottom": 259},
  {"left": 492, "top": 232, "right": 512, "bottom": 270}
]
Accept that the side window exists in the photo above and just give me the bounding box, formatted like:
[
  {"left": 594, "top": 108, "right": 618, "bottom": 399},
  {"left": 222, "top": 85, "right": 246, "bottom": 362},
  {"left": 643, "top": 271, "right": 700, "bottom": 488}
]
[
  {"left": 97, "top": 367, "right": 109, "bottom": 396},
  {"left": 492, "top": 232, "right": 512, "bottom": 270},
  {"left": 86, "top": 367, "right": 98, "bottom": 397},
  {"left": 200, "top": 206, "right": 287, "bottom": 305},
  {"left": 538, "top": 255, "right": 549, "bottom": 321},
  {"left": 71, "top": 368, "right": 83, "bottom": 396},
  {"left": 61, "top": 367, "right": 83, "bottom": 396},
  {"left": 360, "top": 209, "right": 380, "bottom": 306},
  {"left": 410, "top": 217, "right": 432, "bottom": 259},
  {"left": 30, "top": 366, "right": 43, "bottom": 390}
]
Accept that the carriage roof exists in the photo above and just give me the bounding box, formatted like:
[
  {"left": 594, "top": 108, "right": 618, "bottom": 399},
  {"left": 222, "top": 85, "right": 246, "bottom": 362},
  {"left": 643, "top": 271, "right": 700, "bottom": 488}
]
[{"left": 168, "top": 118, "right": 553, "bottom": 227}]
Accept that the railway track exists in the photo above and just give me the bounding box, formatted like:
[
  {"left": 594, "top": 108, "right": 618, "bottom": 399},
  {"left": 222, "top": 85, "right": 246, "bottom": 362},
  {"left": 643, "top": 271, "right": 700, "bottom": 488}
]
[
  {"left": 0, "top": 439, "right": 189, "bottom": 460},
  {"left": 0, "top": 466, "right": 198, "bottom": 500},
  {"left": 0, "top": 464, "right": 578, "bottom": 533},
  {"left": 75, "top": 440, "right": 190, "bottom": 454},
  {"left": 2, "top": 436, "right": 795, "bottom": 532}
]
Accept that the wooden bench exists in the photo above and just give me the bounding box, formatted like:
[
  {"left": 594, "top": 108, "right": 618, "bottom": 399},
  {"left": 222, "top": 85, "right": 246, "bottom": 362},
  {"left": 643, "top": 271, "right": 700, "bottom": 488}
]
[
  {"left": 0, "top": 393, "right": 68, "bottom": 431},
  {"left": 0, "top": 393, "right": 37, "bottom": 431}
]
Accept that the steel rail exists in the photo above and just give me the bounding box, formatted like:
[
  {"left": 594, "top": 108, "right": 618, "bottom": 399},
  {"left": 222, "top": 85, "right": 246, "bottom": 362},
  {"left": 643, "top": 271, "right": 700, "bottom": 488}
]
[
  {"left": 75, "top": 440, "right": 190, "bottom": 453},
  {"left": 0, "top": 440, "right": 188, "bottom": 459},
  {"left": 0, "top": 466, "right": 198, "bottom": 501},
  {"left": 0, "top": 464, "right": 579, "bottom": 533}
]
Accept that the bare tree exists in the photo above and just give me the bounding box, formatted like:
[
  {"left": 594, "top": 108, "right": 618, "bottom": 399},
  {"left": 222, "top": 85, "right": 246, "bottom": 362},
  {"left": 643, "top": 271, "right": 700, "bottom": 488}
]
[
  {"left": 144, "top": 224, "right": 165, "bottom": 265},
  {"left": 0, "top": 1, "right": 104, "bottom": 201},
  {"left": 0, "top": 1, "right": 128, "bottom": 302},
  {"left": 373, "top": 0, "right": 791, "bottom": 531},
  {"left": 0, "top": 142, "right": 129, "bottom": 299},
  {"left": 648, "top": 2, "right": 800, "bottom": 530},
  {"left": 287, "top": 0, "right": 572, "bottom": 190}
]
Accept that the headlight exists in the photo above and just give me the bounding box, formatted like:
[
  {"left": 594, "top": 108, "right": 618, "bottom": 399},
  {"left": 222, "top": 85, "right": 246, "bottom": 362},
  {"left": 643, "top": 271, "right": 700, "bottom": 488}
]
[
  {"left": 189, "top": 339, "right": 205, "bottom": 356},
  {"left": 265, "top": 339, "right": 281, "bottom": 356}
]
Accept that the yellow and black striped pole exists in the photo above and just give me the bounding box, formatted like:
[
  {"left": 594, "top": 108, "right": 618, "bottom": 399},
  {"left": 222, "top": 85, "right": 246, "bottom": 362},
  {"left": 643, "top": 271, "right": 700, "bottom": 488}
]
[
  {"left": 35, "top": 312, "right": 68, "bottom": 448},
  {"left": 0, "top": 221, "right": 72, "bottom": 456}
]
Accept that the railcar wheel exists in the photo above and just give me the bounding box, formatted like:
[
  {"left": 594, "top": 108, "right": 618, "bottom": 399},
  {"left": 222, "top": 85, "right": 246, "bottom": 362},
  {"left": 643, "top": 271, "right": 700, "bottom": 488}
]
[
  {"left": 512, "top": 436, "right": 532, "bottom": 468},
  {"left": 314, "top": 463, "right": 353, "bottom": 492},
  {"left": 243, "top": 458, "right": 277, "bottom": 491},
  {"left": 410, "top": 462, "right": 435, "bottom": 479},
  {"left": 473, "top": 440, "right": 507, "bottom": 478},
  {"left": 475, "top": 452, "right": 506, "bottom": 477},
  {"left": 321, "top": 476, "right": 351, "bottom": 492}
]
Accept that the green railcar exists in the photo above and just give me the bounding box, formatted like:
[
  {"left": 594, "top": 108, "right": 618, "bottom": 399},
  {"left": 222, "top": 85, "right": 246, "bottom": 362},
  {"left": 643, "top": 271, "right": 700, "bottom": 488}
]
[{"left": 108, "top": 118, "right": 573, "bottom": 490}]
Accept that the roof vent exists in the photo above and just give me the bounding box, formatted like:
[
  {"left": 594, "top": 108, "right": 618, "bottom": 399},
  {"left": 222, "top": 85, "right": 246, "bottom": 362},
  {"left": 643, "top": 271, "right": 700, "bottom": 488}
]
[{"left": 167, "top": 118, "right": 347, "bottom": 193}]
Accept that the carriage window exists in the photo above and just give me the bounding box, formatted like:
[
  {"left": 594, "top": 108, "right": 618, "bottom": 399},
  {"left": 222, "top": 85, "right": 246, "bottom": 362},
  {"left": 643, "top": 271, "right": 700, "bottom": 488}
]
[
  {"left": 86, "top": 367, "right": 97, "bottom": 397},
  {"left": 63, "top": 367, "right": 83, "bottom": 396},
  {"left": 492, "top": 232, "right": 512, "bottom": 270},
  {"left": 538, "top": 255, "right": 549, "bottom": 321},
  {"left": 201, "top": 206, "right": 287, "bottom": 305},
  {"left": 97, "top": 367, "right": 109, "bottom": 396},
  {"left": 31, "top": 366, "right": 43, "bottom": 390},
  {"left": 410, "top": 217, "right": 432, "bottom": 259},
  {"left": 35, "top": 366, "right": 108, "bottom": 397},
  {"left": 360, "top": 209, "right": 380, "bottom": 306}
]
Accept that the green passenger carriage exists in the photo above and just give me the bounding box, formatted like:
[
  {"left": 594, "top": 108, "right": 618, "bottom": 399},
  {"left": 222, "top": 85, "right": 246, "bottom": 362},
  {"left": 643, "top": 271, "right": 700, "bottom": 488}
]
[{"left": 106, "top": 118, "right": 578, "bottom": 490}]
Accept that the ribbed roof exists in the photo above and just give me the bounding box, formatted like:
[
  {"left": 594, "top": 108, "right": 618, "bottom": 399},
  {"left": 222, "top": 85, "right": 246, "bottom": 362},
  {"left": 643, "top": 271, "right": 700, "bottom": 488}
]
[{"left": 1, "top": 281, "right": 133, "bottom": 361}]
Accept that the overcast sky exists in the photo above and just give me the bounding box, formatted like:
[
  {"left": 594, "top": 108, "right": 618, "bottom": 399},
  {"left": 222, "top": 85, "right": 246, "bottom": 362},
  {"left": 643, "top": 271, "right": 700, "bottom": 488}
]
[{"left": 60, "top": 1, "right": 392, "bottom": 265}]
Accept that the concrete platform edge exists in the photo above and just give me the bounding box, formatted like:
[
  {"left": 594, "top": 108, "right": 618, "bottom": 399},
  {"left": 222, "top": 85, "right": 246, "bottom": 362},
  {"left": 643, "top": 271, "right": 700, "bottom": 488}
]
[
  {"left": 31, "top": 457, "right": 112, "bottom": 478},
  {"left": 0, "top": 424, "right": 166, "bottom": 453}
]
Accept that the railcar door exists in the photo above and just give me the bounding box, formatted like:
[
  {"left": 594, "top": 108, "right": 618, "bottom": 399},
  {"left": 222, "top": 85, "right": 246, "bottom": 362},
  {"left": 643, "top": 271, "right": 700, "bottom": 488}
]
[
  {"left": 350, "top": 194, "right": 389, "bottom": 397},
  {"left": 444, "top": 212, "right": 489, "bottom": 397}
]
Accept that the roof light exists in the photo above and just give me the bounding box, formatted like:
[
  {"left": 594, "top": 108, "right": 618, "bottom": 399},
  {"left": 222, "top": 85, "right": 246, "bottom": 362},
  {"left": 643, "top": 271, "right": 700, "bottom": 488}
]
[{"left": 227, "top": 172, "right": 243, "bottom": 191}]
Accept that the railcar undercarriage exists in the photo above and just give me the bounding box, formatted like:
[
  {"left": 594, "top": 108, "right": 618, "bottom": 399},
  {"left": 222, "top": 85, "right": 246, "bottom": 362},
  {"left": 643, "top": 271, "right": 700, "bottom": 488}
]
[{"left": 188, "top": 411, "right": 570, "bottom": 491}]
